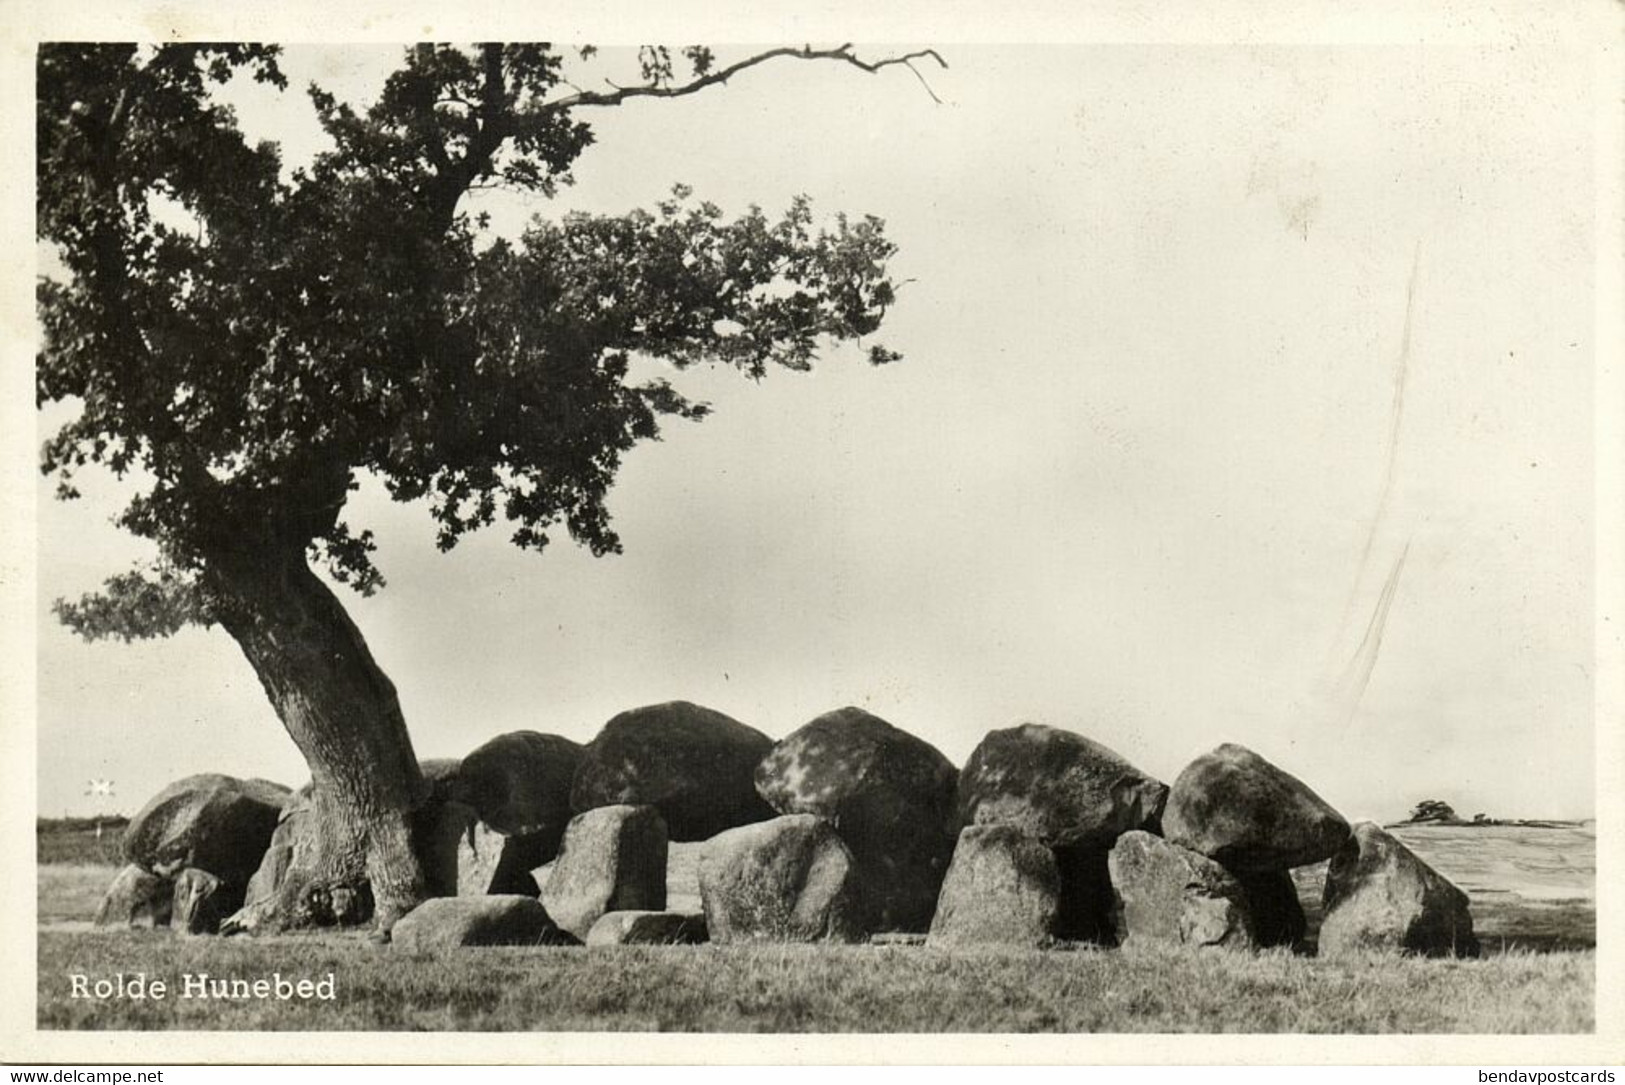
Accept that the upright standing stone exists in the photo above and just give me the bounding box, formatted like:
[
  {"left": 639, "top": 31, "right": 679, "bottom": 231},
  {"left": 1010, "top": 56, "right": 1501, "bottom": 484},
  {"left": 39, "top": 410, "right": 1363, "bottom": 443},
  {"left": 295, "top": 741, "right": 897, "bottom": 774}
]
[
  {"left": 1319, "top": 821, "right": 1479, "bottom": 958},
  {"left": 1162, "top": 744, "right": 1350, "bottom": 872},
  {"left": 927, "top": 825, "right": 1060, "bottom": 949},
  {"left": 1107, "top": 830, "right": 1255, "bottom": 950},
  {"left": 755, "top": 707, "right": 959, "bottom": 932},
  {"left": 540, "top": 805, "right": 668, "bottom": 941},
  {"left": 93, "top": 864, "right": 174, "bottom": 929},
  {"left": 172, "top": 867, "right": 242, "bottom": 936},
  {"left": 698, "top": 814, "right": 866, "bottom": 943},
  {"left": 571, "top": 701, "right": 776, "bottom": 840}
]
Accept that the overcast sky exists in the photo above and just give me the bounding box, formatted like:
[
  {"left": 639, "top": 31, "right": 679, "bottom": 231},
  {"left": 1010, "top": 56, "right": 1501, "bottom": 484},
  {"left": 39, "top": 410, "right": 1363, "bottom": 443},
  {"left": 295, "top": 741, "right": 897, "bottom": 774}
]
[{"left": 35, "top": 42, "right": 1597, "bottom": 822}]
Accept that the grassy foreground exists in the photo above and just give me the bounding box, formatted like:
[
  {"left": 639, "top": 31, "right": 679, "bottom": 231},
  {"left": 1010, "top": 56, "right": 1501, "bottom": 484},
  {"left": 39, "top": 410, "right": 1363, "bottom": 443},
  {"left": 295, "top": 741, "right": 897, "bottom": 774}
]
[
  {"left": 38, "top": 929, "right": 1592, "bottom": 1033},
  {"left": 38, "top": 824, "right": 1596, "bottom": 1034}
]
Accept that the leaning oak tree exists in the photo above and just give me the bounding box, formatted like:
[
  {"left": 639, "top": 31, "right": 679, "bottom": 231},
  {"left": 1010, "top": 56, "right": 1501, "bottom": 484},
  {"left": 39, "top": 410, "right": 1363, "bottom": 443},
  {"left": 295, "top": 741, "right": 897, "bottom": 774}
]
[{"left": 38, "top": 43, "right": 944, "bottom": 931}]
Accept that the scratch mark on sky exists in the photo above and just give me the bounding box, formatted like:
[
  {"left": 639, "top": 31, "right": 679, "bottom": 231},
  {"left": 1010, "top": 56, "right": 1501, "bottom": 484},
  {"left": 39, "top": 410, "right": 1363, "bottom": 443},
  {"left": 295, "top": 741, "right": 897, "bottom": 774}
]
[
  {"left": 1342, "top": 238, "right": 1422, "bottom": 625},
  {"left": 1336, "top": 540, "right": 1411, "bottom": 730}
]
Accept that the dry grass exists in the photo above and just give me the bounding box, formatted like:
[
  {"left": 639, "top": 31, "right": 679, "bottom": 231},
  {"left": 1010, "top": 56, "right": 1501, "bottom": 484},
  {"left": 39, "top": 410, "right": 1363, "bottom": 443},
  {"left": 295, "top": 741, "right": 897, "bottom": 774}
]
[
  {"left": 37, "top": 930, "right": 1593, "bottom": 1033},
  {"left": 39, "top": 825, "right": 1595, "bottom": 1034}
]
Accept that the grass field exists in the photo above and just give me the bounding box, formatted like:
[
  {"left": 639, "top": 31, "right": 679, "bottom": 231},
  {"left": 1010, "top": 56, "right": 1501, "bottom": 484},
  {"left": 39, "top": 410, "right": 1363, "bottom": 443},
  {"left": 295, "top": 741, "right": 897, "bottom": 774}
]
[
  {"left": 36, "top": 930, "right": 1591, "bottom": 1033},
  {"left": 35, "top": 823, "right": 1596, "bottom": 1033}
]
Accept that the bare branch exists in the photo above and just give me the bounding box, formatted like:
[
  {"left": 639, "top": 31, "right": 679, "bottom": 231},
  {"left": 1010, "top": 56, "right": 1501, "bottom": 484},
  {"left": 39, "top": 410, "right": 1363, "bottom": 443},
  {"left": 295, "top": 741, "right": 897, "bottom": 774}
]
[{"left": 543, "top": 44, "right": 948, "bottom": 112}]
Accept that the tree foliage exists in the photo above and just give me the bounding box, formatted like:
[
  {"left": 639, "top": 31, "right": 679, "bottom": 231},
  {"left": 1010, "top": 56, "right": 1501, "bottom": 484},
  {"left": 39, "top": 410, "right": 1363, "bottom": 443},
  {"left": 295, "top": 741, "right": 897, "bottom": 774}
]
[
  {"left": 1407, "top": 799, "right": 1458, "bottom": 824},
  {"left": 39, "top": 43, "right": 926, "bottom": 638}
]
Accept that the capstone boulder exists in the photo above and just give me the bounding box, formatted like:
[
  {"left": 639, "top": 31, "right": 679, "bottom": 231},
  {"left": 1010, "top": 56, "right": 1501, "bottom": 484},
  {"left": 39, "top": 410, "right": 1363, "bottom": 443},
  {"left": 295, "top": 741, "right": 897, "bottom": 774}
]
[
  {"left": 1162, "top": 744, "right": 1350, "bottom": 872},
  {"left": 122, "top": 774, "right": 289, "bottom": 886},
  {"left": 755, "top": 706, "right": 958, "bottom": 931},
  {"left": 956, "top": 724, "right": 1167, "bottom": 850},
  {"left": 456, "top": 731, "right": 583, "bottom": 846},
  {"left": 571, "top": 701, "right": 775, "bottom": 841}
]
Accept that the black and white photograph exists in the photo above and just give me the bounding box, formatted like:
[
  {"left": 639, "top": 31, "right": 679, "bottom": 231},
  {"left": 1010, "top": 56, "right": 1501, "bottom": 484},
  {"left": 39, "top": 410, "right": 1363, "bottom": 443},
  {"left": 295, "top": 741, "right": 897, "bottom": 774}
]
[{"left": 3, "top": 0, "right": 1621, "bottom": 1066}]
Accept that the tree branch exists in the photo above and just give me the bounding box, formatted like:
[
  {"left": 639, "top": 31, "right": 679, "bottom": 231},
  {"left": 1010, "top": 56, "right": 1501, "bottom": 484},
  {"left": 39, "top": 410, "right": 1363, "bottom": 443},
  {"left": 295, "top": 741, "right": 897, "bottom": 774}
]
[{"left": 544, "top": 44, "right": 948, "bottom": 112}]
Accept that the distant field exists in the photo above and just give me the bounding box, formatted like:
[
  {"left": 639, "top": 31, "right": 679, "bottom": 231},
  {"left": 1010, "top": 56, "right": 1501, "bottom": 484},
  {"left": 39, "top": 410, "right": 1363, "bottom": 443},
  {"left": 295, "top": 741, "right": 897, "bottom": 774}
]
[
  {"left": 37, "top": 822, "right": 1595, "bottom": 1033},
  {"left": 37, "top": 820, "right": 127, "bottom": 867}
]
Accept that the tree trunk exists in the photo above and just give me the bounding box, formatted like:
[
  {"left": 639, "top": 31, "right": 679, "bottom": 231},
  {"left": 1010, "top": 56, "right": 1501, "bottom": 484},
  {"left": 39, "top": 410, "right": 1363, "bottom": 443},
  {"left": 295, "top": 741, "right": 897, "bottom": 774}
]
[{"left": 206, "top": 545, "right": 428, "bottom": 933}]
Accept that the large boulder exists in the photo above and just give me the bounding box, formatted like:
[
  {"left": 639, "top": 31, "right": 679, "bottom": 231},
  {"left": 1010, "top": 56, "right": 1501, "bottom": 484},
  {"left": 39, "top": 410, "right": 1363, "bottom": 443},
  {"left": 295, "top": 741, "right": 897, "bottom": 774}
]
[
  {"left": 927, "top": 825, "right": 1060, "bottom": 949},
  {"left": 172, "top": 867, "right": 243, "bottom": 936},
  {"left": 572, "top": 701, "right": 776, "bottom": 841},
  {"left": 456, "top": 732, "right": 583, "bottom": 849},
  {"left": 956, "top": 724, "right": 1167, "bottom": 850},
  {"left": 122, "top": 774, "right": 290, "bottom": 886},
  {"left": 93, "top": 864, "right": 173, "bottom": 929},
  {"left": 585, "top": 910, "right": 708, "bottom": 947},
  {"left": 1162, "top": 744, "right": 1351, "bottom": 872},
  {"left": 1319, "top": 821, "right": 1479, "bottom": 958},
  {"left": 390, "top": 895, "right": 573, "bottom": 951},
  {"left": 540, "top": 805, "right": 668, "bottom": 941},
  {"left": 754, "top": 707, "right": 958, "bottom": 932},
  {"left": 1108, "top": 831, "right": 1254, "bottom": 949},
  {"left": 698, "top": 814, "right": 866, "bottom": 943}
]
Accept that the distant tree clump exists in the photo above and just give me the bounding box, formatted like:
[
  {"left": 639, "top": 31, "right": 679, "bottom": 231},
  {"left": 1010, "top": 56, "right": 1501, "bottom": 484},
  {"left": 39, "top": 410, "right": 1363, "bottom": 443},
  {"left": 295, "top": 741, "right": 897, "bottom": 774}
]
[{"left": 1406, "top": 799, "right": 1459, "bottom": 824}]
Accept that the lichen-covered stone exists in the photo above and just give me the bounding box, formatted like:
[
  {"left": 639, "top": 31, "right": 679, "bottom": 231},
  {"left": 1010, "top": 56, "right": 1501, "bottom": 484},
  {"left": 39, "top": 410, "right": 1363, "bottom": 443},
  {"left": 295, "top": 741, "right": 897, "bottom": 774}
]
[
  {"left": 957, "top": 724, "right": 1167, "bottom": 850},
  {"left": 1163, "top": 744, "right": 1350, "bottom": 872},
  {"left": 698, "top": 814, "right": 865, "bottom": 943},
  {"left": 172, "top": 867, "right": 244, "bottom": 936},
  {"left": 1108, "top": 830, "right": 1255, "bottom": 949},
  {"left": 572, "top": 701, "right": 775, "bottom": 841},
  {"left": 927, "top": 825, "right": 1060, "bottom": 949},
  {"left": 456, "top": 731, "right": 583, "bottom": 845},
  {"left": 1319, "top": 821, "right": 1479, "bottom": 958},
  {"left": 755, "top": 707, "right": 958, "bottom": 931},
  {"left": 540, "top": 805, "right": 668, "bottom": 941},
  {"left": 122, "top": 774, "right": 289, "bottom": 886},
  {"left": 93, "top": 864, "right": 173, "bottom": 929},
  {"left": 390, "top": 895, "right": 573, "bottom": 950}
]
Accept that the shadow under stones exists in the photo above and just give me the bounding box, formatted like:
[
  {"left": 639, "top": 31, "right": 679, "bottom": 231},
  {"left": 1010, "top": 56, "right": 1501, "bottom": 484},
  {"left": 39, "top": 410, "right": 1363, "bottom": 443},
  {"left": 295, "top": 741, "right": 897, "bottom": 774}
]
[{"left": 1054, "top": 845, "right": 1117, "bottom": 946}]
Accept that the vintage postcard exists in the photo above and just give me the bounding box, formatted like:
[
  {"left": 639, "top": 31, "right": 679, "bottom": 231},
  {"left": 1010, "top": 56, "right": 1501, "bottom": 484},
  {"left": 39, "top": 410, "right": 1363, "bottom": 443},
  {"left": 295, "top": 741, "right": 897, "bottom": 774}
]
[{"left": 2, "top": 0, "right": 1620, "bottom": 1066}]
